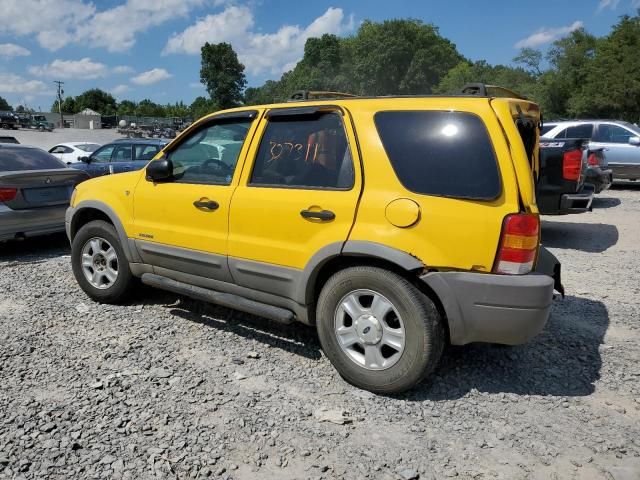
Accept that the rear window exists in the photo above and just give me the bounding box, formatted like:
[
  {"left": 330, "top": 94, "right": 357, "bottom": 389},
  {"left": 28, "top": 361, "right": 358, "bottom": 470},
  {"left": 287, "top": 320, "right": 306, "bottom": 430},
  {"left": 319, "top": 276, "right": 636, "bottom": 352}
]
[
  {"left": 374, "top": 111, "right": 501, "bottom": 200},
  {"left": 540, "top": 124, "right": 555, "bottom": 136},
  {"left": 75, "top": 143, "right": 100, "bottom": 152},
  {"left": 0, "top": 148, "right": 66, "bottom": 172}
]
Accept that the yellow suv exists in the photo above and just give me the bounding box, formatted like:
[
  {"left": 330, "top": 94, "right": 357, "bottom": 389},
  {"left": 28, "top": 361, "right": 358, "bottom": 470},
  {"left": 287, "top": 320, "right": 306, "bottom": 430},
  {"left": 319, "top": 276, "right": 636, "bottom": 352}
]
[{"left": 66, "top": 85, "right": 559, "bottom": 393}]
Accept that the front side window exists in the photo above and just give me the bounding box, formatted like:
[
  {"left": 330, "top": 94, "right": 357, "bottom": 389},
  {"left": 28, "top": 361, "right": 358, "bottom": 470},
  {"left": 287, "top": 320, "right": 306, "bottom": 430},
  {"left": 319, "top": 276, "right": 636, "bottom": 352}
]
[
  {"left": 375, "top": 111, "right": 501, "bottom": 200},
  {"left": 168, "top": 119, "right": 252, "bottom": 185},
  {"left": 564, "top": 124, "right": 594, "bottom": 139},
  {"left": 594, "top": 124, "right": 635, "bottom": 144},
  {"left": 49, "top": 145, "right": 66, "bottom": 154},
  {"left": 249, "top": 112, "right": 354, "bottom": 189},
  {"left": 92, "top": 145, "right": 115, "bottom": 163}
]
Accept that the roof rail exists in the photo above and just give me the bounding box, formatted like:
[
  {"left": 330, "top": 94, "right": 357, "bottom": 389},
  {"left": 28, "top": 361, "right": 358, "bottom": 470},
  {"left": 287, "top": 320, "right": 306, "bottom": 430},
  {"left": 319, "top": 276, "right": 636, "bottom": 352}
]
[
  {"left": 288, "top": 90, "right": 358, "bottom": 102},
  {"left": 459, "top": 83, "right": 527, "bottom": 100}
]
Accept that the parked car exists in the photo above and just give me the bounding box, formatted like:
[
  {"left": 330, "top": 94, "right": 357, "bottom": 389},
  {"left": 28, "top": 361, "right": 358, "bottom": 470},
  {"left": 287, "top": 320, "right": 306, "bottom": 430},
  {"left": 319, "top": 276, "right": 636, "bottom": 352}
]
[
  {"left": 537, "top": 139, "right": 594, "bottom": 214},
  {"left": 66, "top": 85, "right": 561, "bottom": 393},
  {"left": 0, "top": 145, "right": 89, "bottom": 242},
  {"left": 0, "top": 111, "right": 18, "bottom": 130},
  {"left": 542, "top": 120, "right": 640, "bottom": 181},
  {"left": 584, "top": 147, "right": 613, "bottom": 193},
  {"left": 49, "top": 143, "right": 102, "bottom": 164},
  {"left": 71, "top": 139, "right": 168, "bottom": 178}
]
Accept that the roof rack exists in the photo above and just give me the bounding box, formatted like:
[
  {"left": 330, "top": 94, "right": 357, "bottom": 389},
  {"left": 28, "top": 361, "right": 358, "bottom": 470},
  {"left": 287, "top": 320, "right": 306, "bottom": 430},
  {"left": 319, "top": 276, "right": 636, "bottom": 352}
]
[
  {"left": 459, "top": 83, "right": 527, "bottom": 100},
  {"left": 288, "top": 90, "right": 358, "bottom": 102}
]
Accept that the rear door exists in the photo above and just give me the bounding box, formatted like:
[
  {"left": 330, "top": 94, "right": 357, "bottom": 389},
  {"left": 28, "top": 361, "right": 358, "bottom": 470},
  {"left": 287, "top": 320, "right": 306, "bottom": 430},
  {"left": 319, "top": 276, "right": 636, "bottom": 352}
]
[{"left": 227, "top": 106, "right": 361, "bottom": 294}]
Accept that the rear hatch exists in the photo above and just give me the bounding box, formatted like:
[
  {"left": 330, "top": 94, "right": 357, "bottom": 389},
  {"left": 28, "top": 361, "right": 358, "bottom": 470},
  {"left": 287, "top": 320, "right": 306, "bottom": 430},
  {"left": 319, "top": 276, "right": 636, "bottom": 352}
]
[
  {"left": 0, "top": 169, "right": 88, "bottom": 210},
  {"left": 489, "top": 98, "right": 542, "bottom": 213}
]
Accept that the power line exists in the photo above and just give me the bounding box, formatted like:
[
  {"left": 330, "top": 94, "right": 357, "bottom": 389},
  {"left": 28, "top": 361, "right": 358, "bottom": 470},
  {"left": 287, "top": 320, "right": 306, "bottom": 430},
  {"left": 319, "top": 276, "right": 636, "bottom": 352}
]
[{"left": 54, "top": 81, "right": 64, "bottom": 129}]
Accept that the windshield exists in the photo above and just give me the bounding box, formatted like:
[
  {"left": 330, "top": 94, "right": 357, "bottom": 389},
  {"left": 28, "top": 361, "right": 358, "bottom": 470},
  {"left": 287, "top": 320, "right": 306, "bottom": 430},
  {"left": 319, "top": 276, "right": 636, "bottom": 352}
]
[
  {"left": 0, "top": 148, "right": 66, "bottom": 172},
  {"left": 75, "top": 143, "right": 101, "bottom": 152},
  {"left": 621, "top": 122, "right": 640, "bottom": 135}
]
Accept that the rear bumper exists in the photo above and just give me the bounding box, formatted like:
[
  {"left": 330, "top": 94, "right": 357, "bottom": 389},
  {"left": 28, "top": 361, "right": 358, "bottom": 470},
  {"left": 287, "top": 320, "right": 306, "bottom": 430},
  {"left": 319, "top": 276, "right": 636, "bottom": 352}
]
[
  {"left": 0, "top": 204, "right": 67, "bottom": 241},
  {"left": 585, "top": 167, "right": 613, "bottom": 193},
  {"left": 559, "top": 183, "right": 594, "bottom": 214},
  {"left": 421, "top": 271, "right": 554, "bottom": 346}
]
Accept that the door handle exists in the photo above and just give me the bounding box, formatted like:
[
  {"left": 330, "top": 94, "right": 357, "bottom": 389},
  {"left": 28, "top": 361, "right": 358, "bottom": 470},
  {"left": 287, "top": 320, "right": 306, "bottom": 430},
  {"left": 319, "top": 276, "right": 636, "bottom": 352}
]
[
  {"left": 300, "top": 209, "right": 335, "bottom": 221},
  {"left": 193, "top": 200, "right": 219, "bottom": 210}
]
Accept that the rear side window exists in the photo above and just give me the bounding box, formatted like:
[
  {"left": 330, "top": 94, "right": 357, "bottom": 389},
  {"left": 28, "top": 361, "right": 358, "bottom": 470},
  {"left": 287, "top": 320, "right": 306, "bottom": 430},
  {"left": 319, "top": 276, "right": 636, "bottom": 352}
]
[
  {"left": 375, "top": 111, "right": 501, "bottom": 200},
  {"left": 540, "top": 124, "right": 555, "bottom": 136},
  {"left": 564, "top": 124, "right": 593, "bottom": 139},
  {"left": 0, "top": 148, "right": 66, "bottom": 171}
]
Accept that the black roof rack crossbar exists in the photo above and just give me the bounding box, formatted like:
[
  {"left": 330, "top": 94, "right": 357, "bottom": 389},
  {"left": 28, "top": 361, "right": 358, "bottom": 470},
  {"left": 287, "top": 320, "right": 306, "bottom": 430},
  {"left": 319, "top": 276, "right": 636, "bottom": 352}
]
[
  {"left": 288, "top": 90, "right": 358, "bottom": 102},
  {"left": 459, "top": 83, "right": 527, "bottom": 100}
]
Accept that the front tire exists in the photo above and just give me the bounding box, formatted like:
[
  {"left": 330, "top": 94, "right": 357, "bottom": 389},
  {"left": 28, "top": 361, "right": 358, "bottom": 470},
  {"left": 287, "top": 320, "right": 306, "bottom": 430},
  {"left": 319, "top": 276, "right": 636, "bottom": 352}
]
[
  {"left": 316, "top": 266, "right": 444, "bottom": 394},
  {"left": 71, "top": 220, "right": 134, "bottom": 303}
]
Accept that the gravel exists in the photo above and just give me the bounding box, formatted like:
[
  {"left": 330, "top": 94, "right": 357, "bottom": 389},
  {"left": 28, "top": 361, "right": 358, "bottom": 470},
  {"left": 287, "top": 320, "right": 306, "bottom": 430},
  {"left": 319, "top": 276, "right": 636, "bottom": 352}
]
[
  {"left": 5, "top": 128, "right": 124, "bottom": 152},
  {"left": 1, "top": 184, "right": 639, "bottom": 479}
]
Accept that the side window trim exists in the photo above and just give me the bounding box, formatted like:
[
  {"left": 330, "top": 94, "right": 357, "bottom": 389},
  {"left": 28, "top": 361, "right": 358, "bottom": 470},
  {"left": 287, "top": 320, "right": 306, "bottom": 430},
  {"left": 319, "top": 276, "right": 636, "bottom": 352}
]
[{"left": 247, "top": 108, "right": 355, "bottom": 191}]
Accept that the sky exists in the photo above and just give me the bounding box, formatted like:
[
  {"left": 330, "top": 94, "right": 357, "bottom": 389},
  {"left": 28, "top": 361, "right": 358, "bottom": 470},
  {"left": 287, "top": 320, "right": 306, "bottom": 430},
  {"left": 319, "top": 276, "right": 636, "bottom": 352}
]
[{"left": 0, "top": 0, "right": 638, "bottom": 111}]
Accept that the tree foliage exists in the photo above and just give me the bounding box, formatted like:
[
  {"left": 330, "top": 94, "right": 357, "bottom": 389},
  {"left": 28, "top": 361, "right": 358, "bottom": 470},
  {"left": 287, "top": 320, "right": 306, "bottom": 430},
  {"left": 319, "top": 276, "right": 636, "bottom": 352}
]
[
  {"left": 200, "top": 42, "right": 246, "bottom": 109},
  {"left": 0, "top": 96, "right": 13, "bottom": 111}
]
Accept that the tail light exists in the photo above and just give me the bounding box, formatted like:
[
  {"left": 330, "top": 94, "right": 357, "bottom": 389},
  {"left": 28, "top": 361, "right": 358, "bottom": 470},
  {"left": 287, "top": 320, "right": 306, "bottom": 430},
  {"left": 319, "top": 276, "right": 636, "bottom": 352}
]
[
  {"left": 562, "top": 149, "right": 582, "bottom": 181},
  {"left": 493, "top": 213, "right": 540, "bottom": 275},
  {"left": 587, "top": 152, "right": 599, "bottom": 166},
  {"left": 0, "top": 188, "right": 17, "bottom": 202}
]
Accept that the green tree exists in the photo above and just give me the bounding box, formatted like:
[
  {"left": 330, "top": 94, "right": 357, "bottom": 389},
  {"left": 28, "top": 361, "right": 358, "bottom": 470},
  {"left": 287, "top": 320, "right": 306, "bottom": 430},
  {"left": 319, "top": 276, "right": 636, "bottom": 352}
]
[
  {"left": 352, "top": 19, "right": 463, "bottom": 95},
  {"left": 117, "top": 100, "right": 137, "bottom": 116},
  {"left": 15, "top": 105, "right": 25, "bottom": 113},
  {"left": 513, "top": 48, "right": 543, "bottom": 76},
  {"left": 189, "top": 96, "right": 218, "bottom": 119},
  {"left": 200, "top": 42, "right": 246, "bottom": 109},
  {"left": 165, "top": 101, "right": 190, "bottom": 118},
  {"left": 50, "top": 96, "right": 77, "bottom": 114},
  {"left": 135, "top": 99, "right": 165, "bottom": 117},
  {"left": 0, "top": 96, "right": 13, "bottom": 111},
  {"left": 75, "top": 89, "right": 117, "bottom": 115},
  {"left": 570, "top": 14, "right": 640, "bottom": 121}
]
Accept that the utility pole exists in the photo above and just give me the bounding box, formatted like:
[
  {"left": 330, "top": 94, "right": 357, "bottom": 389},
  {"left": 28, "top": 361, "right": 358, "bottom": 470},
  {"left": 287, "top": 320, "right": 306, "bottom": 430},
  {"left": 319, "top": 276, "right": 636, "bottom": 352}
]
[{"left": 54, "top": 81, "right": 64, "bottom": 128}]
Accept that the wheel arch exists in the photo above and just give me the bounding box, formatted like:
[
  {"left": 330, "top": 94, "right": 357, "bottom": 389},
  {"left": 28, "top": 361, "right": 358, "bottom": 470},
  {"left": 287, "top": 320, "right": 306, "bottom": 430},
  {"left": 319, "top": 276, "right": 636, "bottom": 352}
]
[
  {"left": 300, "top": 241, "right": 450, "bottom": 341},
  {"left": 68, "top": 201, "right": 138, "bottom": 262}
]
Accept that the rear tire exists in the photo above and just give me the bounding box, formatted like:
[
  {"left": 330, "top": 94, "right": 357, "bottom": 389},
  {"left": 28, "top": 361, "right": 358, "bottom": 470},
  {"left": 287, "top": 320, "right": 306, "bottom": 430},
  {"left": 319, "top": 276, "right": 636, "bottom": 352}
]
[
  {"left": 71, "top": 220, "right": 134, "bottom": 303},
  {"left": 316, "top": 266, "right": 444, "bottom": 394}
]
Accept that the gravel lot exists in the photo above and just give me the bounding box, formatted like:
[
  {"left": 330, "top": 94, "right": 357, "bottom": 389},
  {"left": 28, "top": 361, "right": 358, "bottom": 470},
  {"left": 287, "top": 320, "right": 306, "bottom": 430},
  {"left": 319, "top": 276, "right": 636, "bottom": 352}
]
[
  {"left": 1, "top": 185, "right": 639, "bottom": 480},
  {"left": 4, "top": 128, "right": 130, "bottom": 151}
]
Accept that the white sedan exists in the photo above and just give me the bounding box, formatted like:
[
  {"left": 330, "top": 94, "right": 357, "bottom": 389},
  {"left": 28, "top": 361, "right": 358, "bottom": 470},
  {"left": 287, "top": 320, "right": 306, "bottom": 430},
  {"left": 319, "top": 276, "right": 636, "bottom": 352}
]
[{"left": 48, "top": 142, "right": 101, "bottom": 164}]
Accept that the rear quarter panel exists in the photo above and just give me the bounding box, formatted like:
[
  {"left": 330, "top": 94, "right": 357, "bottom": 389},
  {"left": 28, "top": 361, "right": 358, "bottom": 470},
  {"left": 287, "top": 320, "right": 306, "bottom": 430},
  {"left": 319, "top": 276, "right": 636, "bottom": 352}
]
[{"left": 347, "top": 98, "right": 521, "bottom": 272}]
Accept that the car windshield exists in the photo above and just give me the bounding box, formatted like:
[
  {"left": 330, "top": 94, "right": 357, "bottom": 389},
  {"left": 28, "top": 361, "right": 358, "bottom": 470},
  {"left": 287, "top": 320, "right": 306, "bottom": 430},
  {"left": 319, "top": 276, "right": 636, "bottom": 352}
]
[
  {"left": 75, "top": 143, "right": 101, "bottom": 152},
  {"left": 0, "top": 147, "right": 66, "bottom": 172},
  {"left": 620, "top": 122, "right": 640, "bottom": 135}
]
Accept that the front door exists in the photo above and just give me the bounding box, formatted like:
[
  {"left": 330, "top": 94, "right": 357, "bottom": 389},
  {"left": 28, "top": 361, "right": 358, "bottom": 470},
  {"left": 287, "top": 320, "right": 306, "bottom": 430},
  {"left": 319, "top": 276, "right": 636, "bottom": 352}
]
[
  {"left": 228, "top": 107, "right": 362, "bottom": 297},
  {"left": 591, "top": 123, "right": 640, "bottom": 178},
  {"left": 132, "top": 112, "right": 259, "bottom": 281}
]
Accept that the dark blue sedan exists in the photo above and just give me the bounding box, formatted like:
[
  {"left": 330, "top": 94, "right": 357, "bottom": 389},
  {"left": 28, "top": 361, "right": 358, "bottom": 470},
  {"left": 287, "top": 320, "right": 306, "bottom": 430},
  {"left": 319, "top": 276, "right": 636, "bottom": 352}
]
[{"left": 72, "top": 139, "right": 169, "bottom": 178}]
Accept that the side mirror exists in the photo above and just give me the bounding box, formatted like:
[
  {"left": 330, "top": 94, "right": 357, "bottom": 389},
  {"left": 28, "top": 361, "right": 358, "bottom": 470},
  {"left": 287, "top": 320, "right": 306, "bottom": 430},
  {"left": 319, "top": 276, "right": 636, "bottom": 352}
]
[
  {"left": 146, "top": 157, "right": 173, "bottom": 182},
  {"left": 79, "top": 156, "right": 91, "bottom": 163},
  {"left": 629, "top": 136, "right": 640, "bottom": 146}
]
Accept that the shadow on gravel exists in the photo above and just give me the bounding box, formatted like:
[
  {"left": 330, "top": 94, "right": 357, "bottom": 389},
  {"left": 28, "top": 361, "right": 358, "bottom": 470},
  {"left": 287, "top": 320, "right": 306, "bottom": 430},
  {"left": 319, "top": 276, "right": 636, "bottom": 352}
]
[
  {"left": 592, "top": 196, "right": 621, "bottom": 209},
  {"left": 168, "top": 298, "right": 322, "bottom": 360},
  {"left": 406, "top": 295, "right": 608, "bottom": 401},
  {"left": 0, "top": 232, "right": 70, "bottom": 262},
  {"left": 541, "top": 220, "right": 618, "bottom": 253},
  {"left": 611, "top": 181, "right": 640, "bottom": 190}
]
